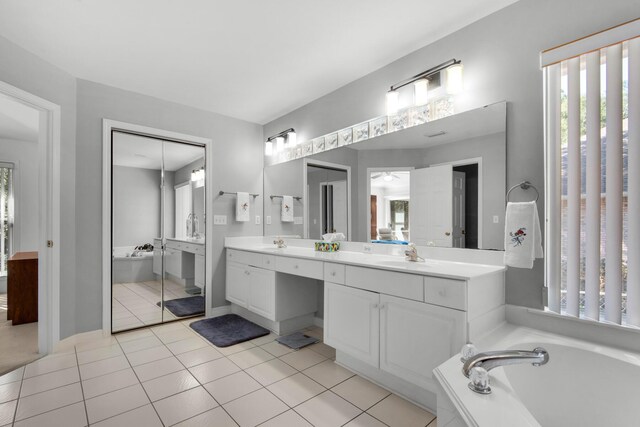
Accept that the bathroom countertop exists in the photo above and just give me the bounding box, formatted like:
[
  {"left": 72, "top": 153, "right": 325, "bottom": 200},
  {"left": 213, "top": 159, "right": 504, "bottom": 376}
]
[
  {"left": 157, "top": 237, "right": 205, "bottom": 245},
  {"left": 225, "top": 240, "right": 505, "bottom": 281}
]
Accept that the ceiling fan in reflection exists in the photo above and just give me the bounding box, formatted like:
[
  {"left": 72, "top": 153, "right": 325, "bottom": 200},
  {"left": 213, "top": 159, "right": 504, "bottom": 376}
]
[{"left": 371, "top": 172, "right": 401, "bottom": 182}]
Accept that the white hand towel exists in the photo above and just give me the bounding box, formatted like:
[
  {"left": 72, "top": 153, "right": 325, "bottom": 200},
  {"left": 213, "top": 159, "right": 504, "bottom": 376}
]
[
  {"left": 281, "top": 195, "right": 294, "bottom": 222},
  {"left": 235, "top": 192, "right": 250, "bottom": 222},
  {"left": 504, "top": 201, "right": 543, "bottom": 268}
]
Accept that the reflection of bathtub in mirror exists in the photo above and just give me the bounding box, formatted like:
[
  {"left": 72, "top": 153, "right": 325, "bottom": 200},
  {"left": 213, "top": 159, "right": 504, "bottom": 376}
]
[{"left": 112, "top": 246, "right": 155, "bottom": 283}]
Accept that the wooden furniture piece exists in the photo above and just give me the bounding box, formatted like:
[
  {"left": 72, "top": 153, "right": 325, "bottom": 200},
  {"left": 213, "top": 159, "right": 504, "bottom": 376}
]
[{"left": 7, "top": 251, "right": 38, "bottom": 325}]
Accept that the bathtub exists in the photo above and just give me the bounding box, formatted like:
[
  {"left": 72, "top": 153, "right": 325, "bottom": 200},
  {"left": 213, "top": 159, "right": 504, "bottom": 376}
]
[
  {"left": 434, "top": 324, "right": 640, "bottom": 426},
  {"left": 112, "top": 246, "right": 155, "bottom": 283}
]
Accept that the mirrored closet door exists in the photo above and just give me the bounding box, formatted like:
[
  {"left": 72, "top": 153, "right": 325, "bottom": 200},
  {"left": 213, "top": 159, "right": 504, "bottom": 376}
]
[{"left": 111, "top": 131, "right": 206, "bottom": 332}]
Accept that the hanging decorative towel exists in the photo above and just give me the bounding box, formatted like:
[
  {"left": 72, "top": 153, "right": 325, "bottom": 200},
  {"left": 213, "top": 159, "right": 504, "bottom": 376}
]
[
  {"left": 504, "top": 201, "right": 543, "bottom": 268},
  {"left": 281, "top": 195, "right": 294, "bottom": 222},
  {"left": 235, "top": 192, "right": 250, "bottom": 222}
]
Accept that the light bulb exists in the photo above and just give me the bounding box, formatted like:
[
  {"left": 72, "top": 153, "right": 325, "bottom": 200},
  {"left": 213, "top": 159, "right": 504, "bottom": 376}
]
[
  {"left": 265, "top": 140, "right": 273, "bottom": 156},
  {"left": 383, "top": 173, "right": 393, "bottom": 182},
  {"left": 446, "top": 63, "right": 464, "bottom": 94},
  {"left": 191, "top": 170, "right": 197, "bottom": 181},
  {"left": 386, "top": 90, "right": 399, "bottom": 115},
  {"left": 275, "top": 136, "right": 285, "bottom": 152},
  {"left": 414, "top": 79, "right": 428, "bottom": 105},
  {"left": 287, "top": 131, "right": 297, "bottom": 147}
]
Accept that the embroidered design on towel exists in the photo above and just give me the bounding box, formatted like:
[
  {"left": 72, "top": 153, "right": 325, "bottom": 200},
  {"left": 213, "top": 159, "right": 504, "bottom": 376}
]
[
  {"left": 284, "top": 204, "right": 290, "bottom": 212},
  {"left": 510, "top": 227, "right": 527, "bottom": 246},
  {"left": 241, "top": 202, "right": 248, "bottom": 211}
]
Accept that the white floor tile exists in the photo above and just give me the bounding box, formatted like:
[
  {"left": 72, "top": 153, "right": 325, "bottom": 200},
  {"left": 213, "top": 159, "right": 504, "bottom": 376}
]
[
  {"left": 82, "top": 368, "right": 139, "bottom": 399},
  {"left": 166, "top": 337, "right": 209, "bottom": 355},
  {"left": 74, "top": 336, "right": 118, "bottom": 353},
  {"left": 0, "top": 381, "right": 21, "bottom": 403},
  {"left": 91, "top": 404, "right": 162, "bottom": 427},
  {"left": 308, "top": 342, "right": 336, "bottom": 359},
  {"left": 331, "top": 376, "right": 390, "bottom": 411},
  {"left": 173, "top": 406, "right": 237, "bottom": 427},
  {"left": 126, "top": 345, "right": 173, "bottom": 366},
  {"left": 85, "top": 383, "right": 150, "bottom": 424},
  {"left": 245, "top": 359, "right": 297, "bottom": 386},
  {"left": 279, "top": 348, "right": 326, "bottom": 371},
  {"left": 249, "top": 333, "right": 278, "bottom": 346},
  {"left": 345, "top": 413, "right": 388, "bottom": 427},
  {"left": 260, "top": 410, "right": 313, "bottom": 427},
  {"left": 23, "top": 354, "right": 77, "bottom": 379},
  {"left": 0, "top": 367, "right": 24, "bottom": 385},
  {"left": 119, "top": 336, "right": 163, "bottom": 354},
  {"left": 203, "top": 371, "right": 262, "bottom": 404},
  {"left": 133, "top": 356, "right": 184, "bottom": 382},
  {"left": 0, "top": 400, "right": 16, "bottom": 426},
  {"left": 367, "top": 394, "right": 435, "bottom": 427},
  {"left": 261, "top": 340, "right": 294, "bottom": 357},
  {"left": 223, "top": 388, "right": 288, "bottom": 427},
  {"left": 155, "top": 327, "right": 195, "bottom": 344},
  {"left": 13, "top": 402, "right": 87, "bottom": 427},
  {"left": 176, "top": 346, "right": 223, "bottom": 368},
  {"left": 228, "top": 347, "right": 275, "bottom": 369},
  {"left": 78, "top": 355, "right": 130, "bottom": 380},
  {"left": 19, "top": 366, "right": 79, "bottom": 397},
  {"left": 302, "top": 360, "right": 354, "bottom": 388},
  {"left": 188, "top": 357, "right": 241, "bottom": 384},
  {"left": 115, "top": 329, "right": 154, "bottom": 343},
  {"left": 213, "top": 341, "right": 256, "bottom": 356},
  {"left": 15, "top": 383, "right": 83, "bottom": 421},
  {"left": 267, "top": 373, "right": 325, "bottom": 407},
  {"left": 142, "top": 369, "right": 199, "bottom": 402},
  {"left": 76, "top": 344, "right": 123, "bottom": 365},
  {"left": 295, "top": 391, "right": 361, "bottom": 427},
  {"left": 153, "top": 386, "right": 218, "bottom": 426}
]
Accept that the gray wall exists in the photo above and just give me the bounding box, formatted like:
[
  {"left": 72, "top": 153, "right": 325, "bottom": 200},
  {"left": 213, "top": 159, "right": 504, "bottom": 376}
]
[
  {"left": 0, "top": 35, "right": 78, "bottom": 338},
  {"left": 264, "top": 0, "right": 640, "bottom": 309},
  {"left": 76, "top": 79, "right": 263, "bottom": 334},
  {"left": 112, "top": 166, "right": 161, "bottom": 247},
  {"left": 263, "top": 160, "right": 304, "bottom": 237}
]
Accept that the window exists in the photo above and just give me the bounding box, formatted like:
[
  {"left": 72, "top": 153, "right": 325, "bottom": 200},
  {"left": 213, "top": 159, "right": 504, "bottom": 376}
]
[
  {"left": 543, "top": 19, "right": 639, "bottom": 326},
  {"left": 0, "top": 163, "right": 13, "bottom": 277}
]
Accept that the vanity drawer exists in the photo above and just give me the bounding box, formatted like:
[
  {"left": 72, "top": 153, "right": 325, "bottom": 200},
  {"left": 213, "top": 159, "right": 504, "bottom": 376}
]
[
  {"left": 345, "top": 266, "right": 423, "bottom": 302},
  {"left": 261, "top": 255, "right": 276, "bottom": 270},
  {"left": 275, "top": 257, "right": 323, "bottom": 280},
  {"left": 227, "top": 249, "right": 262, "bottom": 267},
  {"left": 424, "top": 277, "right": 466, "bottom": 310},
  {"left": 324, "top": 263, "right": 345, "bottom": 284}
]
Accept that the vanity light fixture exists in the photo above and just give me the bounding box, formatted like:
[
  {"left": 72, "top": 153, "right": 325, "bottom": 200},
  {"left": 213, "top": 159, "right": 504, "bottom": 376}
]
[
  {"left": 265, "top": 128, "right": 296, "bottom": 156},
  {"left": 191, "top": 166, "right": 205, "bottom": 182},
  {"left": 386, "top": 58, "right": 462, "bottom": 115}
]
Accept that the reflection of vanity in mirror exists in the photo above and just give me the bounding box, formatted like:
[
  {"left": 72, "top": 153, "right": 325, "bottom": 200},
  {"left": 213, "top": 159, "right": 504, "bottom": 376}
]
[
  {"left": 263, "top": 101, "right": 506, "bottom": 250},
  {"left": 111, "top": 132, "right": 207, "bottom": 332}
]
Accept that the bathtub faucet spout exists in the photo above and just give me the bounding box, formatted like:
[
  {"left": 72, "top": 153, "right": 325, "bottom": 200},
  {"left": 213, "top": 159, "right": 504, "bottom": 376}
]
[{"left": 462, "top": 347, "right": 549, "bottom": 378}]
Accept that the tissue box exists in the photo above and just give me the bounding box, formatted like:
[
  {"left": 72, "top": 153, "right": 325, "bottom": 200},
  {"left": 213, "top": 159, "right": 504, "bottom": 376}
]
[{"left": 315, "top": 241, "right": 340, "bottom": 252}]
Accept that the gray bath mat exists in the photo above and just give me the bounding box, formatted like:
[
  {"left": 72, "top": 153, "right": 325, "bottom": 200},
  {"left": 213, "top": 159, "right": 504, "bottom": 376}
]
[
  {"left": 190, "top": 314, "right": 270, "bottom": 347},
  {"left": 276, "top": 331, "right": 319, "bottom": 350},
  {"left": 157, "top": 296, "right": 205, "bottom": 317}
]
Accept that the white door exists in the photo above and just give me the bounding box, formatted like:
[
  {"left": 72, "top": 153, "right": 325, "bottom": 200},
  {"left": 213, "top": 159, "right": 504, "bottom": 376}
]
[
  {"left": 332, "top": 180, "right": 348, "bottom": 236},
  {"left": 324, "top": 282, "right": 380, "bottom": 367},
  {"left": 248, "top": 266, "right": 276, "bottom": 320},
  {"left": 175, "top": 184, "right": 192, "bottom": 240},
  {"left": 410, "top": 165, "right": 453, "bottom": 247},
  {"left": 226, "top": 261, "right": 249, "bottom": 307},
  {"left": 379, "top": 294, "right": 466, "bottom": 389},
  {"left": 452, "top": 171, "right": 466, "bottom": 248}
]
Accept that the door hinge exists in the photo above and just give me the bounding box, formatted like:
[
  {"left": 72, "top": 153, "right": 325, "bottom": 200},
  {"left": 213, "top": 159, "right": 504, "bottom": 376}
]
[{"left": 47, "top": 240, "right": 54, "bottom": 248}]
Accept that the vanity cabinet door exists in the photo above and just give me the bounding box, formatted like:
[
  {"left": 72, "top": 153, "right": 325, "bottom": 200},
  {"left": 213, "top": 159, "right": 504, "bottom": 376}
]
[
  {"left": 379, "top": 294, "right": 465, "bottom": 389},
  {"left": 248, "top": 266, "right": 276, "bottom": 321},
  {"left": 324, "top": 282, "right": 380, "bottom": 367},
  {"left": 194, "top": 254, "right": 205, "bottom": 289},
  {"left": 226, "top": 261, "right": 249, "bottom": 307}
]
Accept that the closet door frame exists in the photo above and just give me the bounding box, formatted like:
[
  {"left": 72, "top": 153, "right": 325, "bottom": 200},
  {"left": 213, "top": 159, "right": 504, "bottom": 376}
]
[{"left": 102, "top": 119, "right": 212, "bottom": 335}]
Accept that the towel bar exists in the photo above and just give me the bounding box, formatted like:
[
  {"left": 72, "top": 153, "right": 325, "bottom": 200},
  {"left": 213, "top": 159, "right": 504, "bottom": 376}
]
[{"left": 506, "top": 181, "right": 539, "bottom": 203}]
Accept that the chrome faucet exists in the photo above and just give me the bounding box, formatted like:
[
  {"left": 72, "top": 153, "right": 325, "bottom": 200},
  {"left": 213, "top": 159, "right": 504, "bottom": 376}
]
[
  {"left": 404, "top": 243, "right": 424, "bottom": 262},
  {"left": 463, "top": 347, "right": 549, "bottom": 378},
  {"left": 273, "top": 237, "right": 286, "bottom": 248}
]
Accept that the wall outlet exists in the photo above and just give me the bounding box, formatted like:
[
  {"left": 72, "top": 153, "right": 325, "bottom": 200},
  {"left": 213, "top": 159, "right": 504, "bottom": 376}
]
[
  {"left": 363, "top": 244, "right": 373, "bottom": 253},
  {"left": 294, "top": 216, "right": 303, "bottom": 225},
  {"left": 255, "top": 215, "right": 261, "bottom": 225},
  {"left": 266, "top": 216, "right": 272, "bottom": 225},
  {"left": 213, "top": 215, "right": 227, "bottom": 225},
  {"left": 493, "top": 215, "right": 500, "bottom": 224}
]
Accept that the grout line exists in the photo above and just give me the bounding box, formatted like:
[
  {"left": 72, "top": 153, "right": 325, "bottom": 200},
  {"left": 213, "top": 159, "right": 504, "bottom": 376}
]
[
  {"left": 73, "top": 346, "right": 90, "bottom": 427},
  {"left": 9, "top": 363, "right": 27, "bottom": 424}
]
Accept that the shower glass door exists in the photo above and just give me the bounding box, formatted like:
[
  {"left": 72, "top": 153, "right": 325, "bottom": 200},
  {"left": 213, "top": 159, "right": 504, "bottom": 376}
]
[{"left": 111, "top": 132, "right": 206, "bottom": 333}]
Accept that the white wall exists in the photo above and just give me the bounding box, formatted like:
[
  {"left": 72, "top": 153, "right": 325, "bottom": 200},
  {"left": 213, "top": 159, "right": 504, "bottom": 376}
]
[{"left": 264, "top": 0, "right": 640, "bottom": 309}]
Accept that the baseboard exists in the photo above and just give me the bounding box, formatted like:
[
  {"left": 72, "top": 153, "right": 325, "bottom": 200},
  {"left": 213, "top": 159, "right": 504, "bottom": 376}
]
[
  {"left": 210, "top": 305, "right": 232, "bottom": 317},
  {"left": 313, "top": 316, "right": 324, "bottom": 329}
]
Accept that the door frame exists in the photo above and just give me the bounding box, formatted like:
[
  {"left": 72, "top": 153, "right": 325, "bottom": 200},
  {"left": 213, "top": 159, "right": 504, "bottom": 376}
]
[
  {"left": 0, "top": 80, "right": 62, "bottom": 353},
  {"left": 303, "top": 159, "right": 351, "bottom": 240},
  {"left": 366, "top": 167, "right": 413, "bottom": 243},
  {"left": 430, "top": 157, "right": 483, "bottom": 248},
  {"left": 102, "top": 120, "right": 212, "bottom": 335}
]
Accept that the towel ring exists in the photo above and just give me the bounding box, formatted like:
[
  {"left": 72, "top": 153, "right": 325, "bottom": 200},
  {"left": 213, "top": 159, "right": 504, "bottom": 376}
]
[{"left": 506, "top": 181, "right": 539, "bottom": 203}]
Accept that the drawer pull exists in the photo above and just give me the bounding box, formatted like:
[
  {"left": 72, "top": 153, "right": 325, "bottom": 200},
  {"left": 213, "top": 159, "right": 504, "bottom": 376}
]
[
  {"left": 294, "top": 265, "right": 299, "bottom": 269},
  {"left": 438, "top": 290, "right": 446, "bottom": 297},
  {"left": 266, "top": 260, "right": 270, "bottom": 265},
  {"left": 372, "top": 303, "right": 379, "bottom": 309},
  {"left": 330, "top": 271, "right": 336, "bottom": 276},
  {"left": 380, "top": 303, "right": 387, "bottom": 310}
]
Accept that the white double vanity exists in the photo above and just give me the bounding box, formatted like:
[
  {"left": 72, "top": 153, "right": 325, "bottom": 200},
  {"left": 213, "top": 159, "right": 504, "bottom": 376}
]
[
  {"left": 153, "top": 238, "right": 205, "bottom": 292},
  {"left": 225, "top": 236, "right": 505, "bottom": 410}
]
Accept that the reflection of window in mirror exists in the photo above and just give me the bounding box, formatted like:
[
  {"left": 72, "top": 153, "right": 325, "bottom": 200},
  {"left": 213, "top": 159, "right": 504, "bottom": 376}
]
[
  {"left": 390, "top": 200, "right": 409, "bottom": 241},
  {"left": 369, "top": 169, "right": 411, "bottom": 243},
  {"left": 175, "top": 183, "right": 192, "bottom": 240}
]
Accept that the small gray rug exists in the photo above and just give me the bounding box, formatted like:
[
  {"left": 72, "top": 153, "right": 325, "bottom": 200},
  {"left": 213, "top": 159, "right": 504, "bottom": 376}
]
[
  {"left": 157, "top": 296, "right": 204, "bottom": 317},
  {"left": 190, "top": 314, "right": 270, "bottom": 347},
  {"left": 276, "top": 331, "right": 319, "bottom": 350}
]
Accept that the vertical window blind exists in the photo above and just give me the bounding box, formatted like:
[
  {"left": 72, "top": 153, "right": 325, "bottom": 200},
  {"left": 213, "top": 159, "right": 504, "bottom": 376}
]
[{"left": 543, "top": 19, "right": 639, "bottom": 326}]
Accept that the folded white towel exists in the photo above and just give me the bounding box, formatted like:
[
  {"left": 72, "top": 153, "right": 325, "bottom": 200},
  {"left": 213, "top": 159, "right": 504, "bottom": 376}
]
[
  {"left": 236, "top": 192, "right": 250, "bottom": 222},
  {"left": 281, "top": 195, "right": 294, "bottom": 222},
  {"left": 504, "top": 201, "right": 543, "bottom": 268}
]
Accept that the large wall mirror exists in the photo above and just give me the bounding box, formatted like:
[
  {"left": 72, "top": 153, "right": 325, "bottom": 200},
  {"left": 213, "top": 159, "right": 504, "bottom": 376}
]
[{"left": 263, "top": 101, "right": 506, "bottom": 250}]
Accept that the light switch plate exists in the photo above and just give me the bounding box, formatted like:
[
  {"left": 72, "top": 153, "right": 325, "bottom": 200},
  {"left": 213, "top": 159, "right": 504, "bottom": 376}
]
[
  {"left": 266, "top": 216, "right": 272, "bottom": 225},
  {"left": 493, "top": 215, "right": 499, "bottom": 224},
  {"left": 213, "top": 215, "right": 227, "bottom": 225},
  {"left": 255, "top": 215, "right": 261, "bottom": 225}
]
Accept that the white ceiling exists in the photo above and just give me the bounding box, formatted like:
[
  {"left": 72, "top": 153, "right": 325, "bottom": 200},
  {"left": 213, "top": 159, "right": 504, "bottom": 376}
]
[
  {"left": 371, "top": 171, "right": 411, "bottom": 193},
  {"left": 112, "top": 132, "right": 204, "bottom": 171},
  {"left": 0, "top": 0, "right": 517, "bottom": 124},
  {"left": 0, "top": 94, "right": 39, "bottom": 142}
]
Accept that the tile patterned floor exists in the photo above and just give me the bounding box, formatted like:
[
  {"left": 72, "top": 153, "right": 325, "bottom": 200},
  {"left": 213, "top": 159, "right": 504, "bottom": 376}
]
[
  {"left": 0, "top": 320, "right": 437, "bottom": 426},
  {"left": 112, "top": 281, "right": 198, "bottom": 332}
]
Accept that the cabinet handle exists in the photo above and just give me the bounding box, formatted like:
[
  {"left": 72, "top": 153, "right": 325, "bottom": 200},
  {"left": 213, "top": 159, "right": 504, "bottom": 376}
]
[
  {"left": 372, "top": 303, "right": 379, "bottom": 309},
  {"left": 330, "top": 271, "right": 336, "bottom": 277},
  {"left": 266, "top": 260, "right": 270, "bottom": 265},
  {"left": 438, "top": 289, "right": 446, "bottom": 297},
  {"left": 445, "top": 232, "right": 451, "bottom": 236},
  {"left": 245, "top": 270, "right": 250, "bottom": 275},
  {"left": 380, "top": 303, "right": 387, "bottom": 310},
  {"left": 294, "top": 265, "right": 299, "bottom": 269}
]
